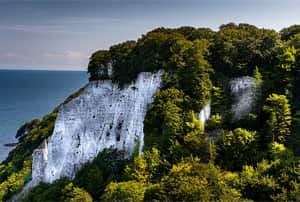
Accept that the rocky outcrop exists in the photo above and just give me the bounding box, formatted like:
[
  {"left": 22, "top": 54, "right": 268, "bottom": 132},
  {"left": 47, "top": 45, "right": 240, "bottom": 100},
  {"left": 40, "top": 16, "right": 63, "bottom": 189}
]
[
  {"left": 229, "top": 76, "right": 257, "bottom": 120},
  {"left": 31, "top": 71, "right": 163, "bottom": 183},
  {"left": 198, "top": 104, "right": 211, "bottom": 124}
]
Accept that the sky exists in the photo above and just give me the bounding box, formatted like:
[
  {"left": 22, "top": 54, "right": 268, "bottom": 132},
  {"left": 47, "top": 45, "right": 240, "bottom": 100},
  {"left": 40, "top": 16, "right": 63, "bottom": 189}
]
[{"left": 0, "top": 0, "right": 299, "bottom": 71}]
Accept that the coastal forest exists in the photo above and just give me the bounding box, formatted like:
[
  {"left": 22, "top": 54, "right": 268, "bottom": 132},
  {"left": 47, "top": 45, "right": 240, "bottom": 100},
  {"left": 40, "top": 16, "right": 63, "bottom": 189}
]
[{"left": 1, "top": 23, "right": 300, "bottom": 201}]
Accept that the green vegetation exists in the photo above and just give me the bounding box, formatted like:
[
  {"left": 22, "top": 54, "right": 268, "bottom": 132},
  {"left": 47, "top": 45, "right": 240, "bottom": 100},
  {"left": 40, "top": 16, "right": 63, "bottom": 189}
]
[
  {"left": 87, "top": 23, "right": 300, "bottom": 201},
  {"left": 21, "top": 178, "right": 93, "bottom": 202},
  {"left": 73, "top": 149, "right": 128, "bottom": 199},
  {"left": 101, "top": 181, "right": 147, "bottom": 202},
  {"left": 2, "top": 23, "right": 300, "bottom": 201},
  {"left": 152, "top": 161, "right": 243, "bottom": 202},
  {"left": 0, "top": 160, "right": 31, "bottom": 201},
  {"left": 263, "top": 94, "right": 292, "bottom": 144},
  {"left": 22, "top": 149, "right": 127, "bottom": 202},
  {"left": 217, "top": 128, "right": 258, "bottom": 170}
]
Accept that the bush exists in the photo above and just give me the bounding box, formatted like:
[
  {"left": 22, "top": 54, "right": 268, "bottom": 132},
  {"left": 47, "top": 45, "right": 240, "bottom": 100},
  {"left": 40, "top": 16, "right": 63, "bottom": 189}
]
[
  {"left": 157, "top": 162, "right": 243, "bottom": 202},
  {"left": 101, "top": 181, "right": 147, "bottom": 202},
  {"left": 217, "top": 128, "right": 258, "bottom": 170}
]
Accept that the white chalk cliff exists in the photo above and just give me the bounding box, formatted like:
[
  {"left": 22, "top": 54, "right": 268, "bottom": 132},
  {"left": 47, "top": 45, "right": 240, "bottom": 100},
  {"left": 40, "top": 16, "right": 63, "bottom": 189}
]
[
  {"left": 229, "top": 76, "right": 257, "bottom": 120},
  {"left": 31, "top": 71, "right": 163, "bottom": 184},
  {"left": 198, "top": 104, "right": 211, "bottom": 124},
  {"left": 28, "top": 72, "right": 256, "bottom": 191}
]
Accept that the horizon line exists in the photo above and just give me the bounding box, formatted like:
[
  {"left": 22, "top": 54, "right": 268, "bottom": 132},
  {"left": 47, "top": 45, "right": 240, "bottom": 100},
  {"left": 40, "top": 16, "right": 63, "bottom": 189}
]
[{"left": 0, "top": 67, "right": 87, "bottom": 72}]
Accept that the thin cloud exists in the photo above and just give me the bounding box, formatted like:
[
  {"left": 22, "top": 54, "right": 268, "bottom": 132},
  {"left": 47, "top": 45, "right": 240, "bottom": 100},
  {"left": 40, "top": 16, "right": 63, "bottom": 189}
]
[
  {"left": 0, "top": 24, "right": 86, "bottom": 34},
  {"left": 44, "top": 50, "right": 89, "bottom": 60},
  {"left": 53, "top": 16, "right": 146, "bottom": 27},
  {"left": 57, "top": 17, "right": 122, "bottom": 24},
  {"left": 0, "top": 50, "right": 88, "bottom": 70}
]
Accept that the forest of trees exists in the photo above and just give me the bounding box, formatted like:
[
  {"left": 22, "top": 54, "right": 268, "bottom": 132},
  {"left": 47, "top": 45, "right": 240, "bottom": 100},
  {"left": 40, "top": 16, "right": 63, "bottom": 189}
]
[{"left": 1, "top": 23, "right": 300, "bottom": 201}]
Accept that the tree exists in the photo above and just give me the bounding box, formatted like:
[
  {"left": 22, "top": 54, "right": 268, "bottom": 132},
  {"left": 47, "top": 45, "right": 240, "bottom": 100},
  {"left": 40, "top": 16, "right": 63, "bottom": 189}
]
[
  {"left": 22, "top": 178, "right": 69, "bottom": 202},
  {"left": 238, "top": 160, "right": 278, "bottom": 201},
  {"left": 62, "top": 183, "right": 93, "bottom": 202},
  {"left": 217, "top": 128, "right": 258, "bottom": 170},
  {"left": 263, "top": 94, "right": 292, "bottom": 143},
  {"left": 280, "top": 25, "right": 300, "bottom": 41},
  {"left": 125, "top": 148, "right": 163, "bottom": 183},
  {"left": 176, "top": 39, "right": 213, "bottom": 110},
  {"left": 109, "top": 40, "right": 137, "bottom": 85},
  {"left": 170, "top": 111, "right": 216, "bottom": 163},
  {"left": 133, "top": 29, "right": 184, "bottom": 72},
  {"left": 211, "top": 23, "right": 281, "bottom": 77},
  {"left": 101, "top": 181, "right": 147, "bottom": 202},
  {"left": 211, "top": 86, "right": 227, "bottom": 114},
  {"left": 277, "top": 46, "right": 297, "bottom": 72},
  {"left": 0, "top": 160, "right": 31, "bottom": 201},
  {"left": 275, "top": 46, "right": 297, "bottom": 93},
  {"left": 175, "top": 26, "right": 215, "bottom": 41},
  {"left": 87, "top": 50, "right": 112, "bottom": 81},
  {"left": 73, "top": 149, "right": 128, "bottom": 199},
  {"left": 144, "top": 88, "right": 186, "bottom": 153},
  {"left": 155, "top": 161, "right": 242, "bottom": 201},
  {"left": 288, "top": 33, "right": 300, "bottom": 49},
  {"left": 253, "top": 66, "right": 263, "bottom": 87}
]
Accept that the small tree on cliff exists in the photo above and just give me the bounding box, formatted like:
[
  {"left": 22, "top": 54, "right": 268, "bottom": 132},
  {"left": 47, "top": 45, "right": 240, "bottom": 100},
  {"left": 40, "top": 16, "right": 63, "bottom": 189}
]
[{"left": 263, "top": 93, "right": 291, "bottom": 144}]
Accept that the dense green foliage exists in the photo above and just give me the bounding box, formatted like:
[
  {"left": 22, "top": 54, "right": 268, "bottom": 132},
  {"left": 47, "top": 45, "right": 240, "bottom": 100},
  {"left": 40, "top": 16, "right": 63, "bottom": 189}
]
[
  {"left": 152, "top": 161, "right": 243, "bottom": 202},
  {"left": 22, "top": 149, "right": 127, "bottom": 202},
  {"left": 86, "top": 23, "right": 300, "bottom": 201},
  {"left": 263, "top": 93, "right": 292, "bottom": 144},
  {"left": 217, "top": 128, "right": 258, "bottom": 170},
  {"left": 22, "top": 178, "right": 93, "bottom": 202},
  {"left": 2, "top": 23, "right": 300, "bottom": 201},
  {"left": 101, "top": 180, "right": 147, "bottom": 202},
  {"left": 0, "top": 160, "right": 31, "bottom": 201},
  {"left": 73, "top": 149, "right": 128, "bottom": 199}
]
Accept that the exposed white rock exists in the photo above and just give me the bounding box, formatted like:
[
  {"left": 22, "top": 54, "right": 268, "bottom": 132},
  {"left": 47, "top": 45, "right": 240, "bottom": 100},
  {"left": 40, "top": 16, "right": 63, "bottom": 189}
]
[
  {"left": 31, "top": 71, "right": 163, "bottom": 183},
  {"left": 229, "top": 76, "right": 256, "bottom": 120},
  {"left": 198, "top": 104, "right": 211, "bottom": 124},
  {"left": 32, "top": 140, "right": 48, "bottom": 182},
  {"left": 107, "top": 62, "right": 113, "bottom": 77}
]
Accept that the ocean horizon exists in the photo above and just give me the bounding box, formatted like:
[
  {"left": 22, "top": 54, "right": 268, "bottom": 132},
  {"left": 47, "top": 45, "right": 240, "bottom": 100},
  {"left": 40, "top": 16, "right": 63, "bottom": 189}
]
[{"left": 0, "top": 69, "right": 88, "bottom": 162}]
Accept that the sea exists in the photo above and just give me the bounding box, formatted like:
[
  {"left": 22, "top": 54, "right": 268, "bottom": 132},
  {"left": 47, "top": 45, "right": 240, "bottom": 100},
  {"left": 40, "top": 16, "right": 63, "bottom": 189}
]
[{"left": 0, "top": 69, "right": 88, "bottom": 162}]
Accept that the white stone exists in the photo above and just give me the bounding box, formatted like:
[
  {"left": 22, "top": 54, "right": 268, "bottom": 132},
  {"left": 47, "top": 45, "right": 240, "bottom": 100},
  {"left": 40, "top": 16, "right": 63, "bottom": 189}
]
[
  {"left": 31, "top": 71, "right": 163, "bottom": 183},
  {"left": 229, "top": 76, "right": 256, "bottom": 120},
  {"left": 198, "top": 104, "right": 211, "bottom": 124}
]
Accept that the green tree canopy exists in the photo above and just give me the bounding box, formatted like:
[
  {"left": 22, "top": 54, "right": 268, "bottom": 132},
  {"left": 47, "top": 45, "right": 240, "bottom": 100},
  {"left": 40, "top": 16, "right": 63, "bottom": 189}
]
[
  {"left": 101, "top": 181, "right": 147, "bottom": 202},
  {"left": 217, "top": 128, "right": 258, "bottom": 170},
  {"left": 263, "top": 94, "right": 292, "bottom": 144},
  {"left": 211, "top": 23, "right": 281, "bottom": 77},
  {"left": 280, "top": 25, "right": 300, "bottom": 41},
  {"left": 156, "top": 161, "right": 243, "bottom": 202}
]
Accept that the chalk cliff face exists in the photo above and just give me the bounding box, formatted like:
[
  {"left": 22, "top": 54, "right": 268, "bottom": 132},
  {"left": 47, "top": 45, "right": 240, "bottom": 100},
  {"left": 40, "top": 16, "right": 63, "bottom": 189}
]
[
  {"left": 30, "top": 73, "right": 257, "bottom": 187},
  {"left": 198, "top": 104, "right": 211, "bottom": 124},
  {"left": 230, "top": 76, "right": 256, "bottom": 120},
  {"left": 31, "top": 71, "right": 163, "bottom": 183},
  {"left": 198, "top": 76, "right": 257, "bottom": 124}
]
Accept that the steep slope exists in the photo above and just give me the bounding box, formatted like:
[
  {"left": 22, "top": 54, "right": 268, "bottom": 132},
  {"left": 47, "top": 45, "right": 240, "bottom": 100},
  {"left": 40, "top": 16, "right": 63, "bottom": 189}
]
[
  {"left": 32, "top": 71, "right": 163, "bottom": 184},
  {"left": 4, "top": 23, "right": 300, "bottom": 202}
]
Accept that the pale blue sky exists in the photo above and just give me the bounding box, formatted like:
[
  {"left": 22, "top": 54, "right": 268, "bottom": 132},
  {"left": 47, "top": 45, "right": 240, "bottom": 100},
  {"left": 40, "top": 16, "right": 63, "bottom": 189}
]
[{"left": 0, "top": 0, "right": 299, "bottom": 70}]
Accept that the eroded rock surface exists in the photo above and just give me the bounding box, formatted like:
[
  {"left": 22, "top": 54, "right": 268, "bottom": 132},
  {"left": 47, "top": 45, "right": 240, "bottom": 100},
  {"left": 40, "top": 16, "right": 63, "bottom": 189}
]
[{"left": 31, "top": 71, "right": 163, "bottom": 183}]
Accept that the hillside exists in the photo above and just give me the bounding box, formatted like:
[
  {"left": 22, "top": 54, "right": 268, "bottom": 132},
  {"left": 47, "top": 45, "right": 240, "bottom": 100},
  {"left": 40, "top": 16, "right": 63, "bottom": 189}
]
[{"left": 1, "top": 23, "right": 300, "bottom": 201}]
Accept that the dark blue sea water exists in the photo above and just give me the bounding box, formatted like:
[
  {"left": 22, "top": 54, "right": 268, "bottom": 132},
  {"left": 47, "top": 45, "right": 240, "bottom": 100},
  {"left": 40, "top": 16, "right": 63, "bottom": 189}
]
[{"left": 0, "top": 70, "right": 88, "bottom": 162}]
